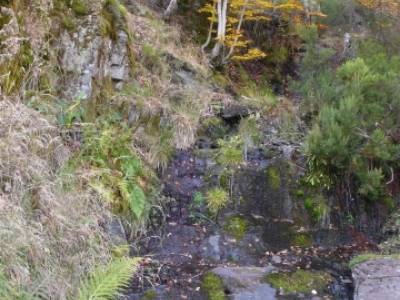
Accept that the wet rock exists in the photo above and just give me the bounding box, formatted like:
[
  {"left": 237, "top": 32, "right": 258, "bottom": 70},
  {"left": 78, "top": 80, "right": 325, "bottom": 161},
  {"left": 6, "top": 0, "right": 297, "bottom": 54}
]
[
  {"left": 221, "top": 103, "right": 250, "bottom": 120},
  {"left": 271, "top": 255, "right": 282, "bottom": 264},
  {"left": 211, "top": 266, "right": 277, "bottom": 300},
  {"left": 352, "top": 258, "right": 400, "bottom": 300}
]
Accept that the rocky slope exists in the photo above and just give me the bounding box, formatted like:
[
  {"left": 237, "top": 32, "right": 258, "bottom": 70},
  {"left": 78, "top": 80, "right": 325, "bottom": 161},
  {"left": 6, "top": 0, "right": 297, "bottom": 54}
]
[{"left": 1, "top": 0, "right": 400, "bottom": 299}]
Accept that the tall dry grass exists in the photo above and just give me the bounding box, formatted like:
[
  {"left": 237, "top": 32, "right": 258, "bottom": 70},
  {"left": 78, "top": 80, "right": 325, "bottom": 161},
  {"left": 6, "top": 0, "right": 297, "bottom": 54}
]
[{"left": 0, "top": 99, "right": 113, "bottom": 299}]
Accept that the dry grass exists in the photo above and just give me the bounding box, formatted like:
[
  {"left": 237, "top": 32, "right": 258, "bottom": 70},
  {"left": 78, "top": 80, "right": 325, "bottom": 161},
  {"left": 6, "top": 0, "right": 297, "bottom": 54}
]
[
  {"left": 126, "top": 11, "right": 210, "bottom": 77},
  {"left": 0, "top": 99, "right": 112, "bottom": 299},
  {"left": 120, "top": 6, "right": 217, "bottom": 154}
]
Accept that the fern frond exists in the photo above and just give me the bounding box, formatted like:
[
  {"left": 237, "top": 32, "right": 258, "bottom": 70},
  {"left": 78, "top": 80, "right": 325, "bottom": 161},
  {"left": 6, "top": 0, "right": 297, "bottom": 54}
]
[
  {"left": 77, "top": 258, "right": 140, "bottom": 300},
  {"left": 128, "top": 183, "right": 146, "bottom": 219},
  {"left": 90, "top": 181, "right": 116, "bottom": 204}
]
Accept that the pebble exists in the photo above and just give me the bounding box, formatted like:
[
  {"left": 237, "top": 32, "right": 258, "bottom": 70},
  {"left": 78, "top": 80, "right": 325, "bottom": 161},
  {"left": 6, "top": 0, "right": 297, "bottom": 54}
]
[{"left": 271, "top": 255, "right": 282, "bottom": 264}]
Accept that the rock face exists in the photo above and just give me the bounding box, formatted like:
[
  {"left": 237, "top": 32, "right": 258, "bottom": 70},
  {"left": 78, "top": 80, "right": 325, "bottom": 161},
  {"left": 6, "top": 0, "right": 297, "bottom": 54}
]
[
  {"left": 59, "top": 26, "right": 130, "bottom": 100},
  {"left": 211, "top": 266, "right": 277, "bottom": 300},
  {"left": 352, "top": 259, "right": 400, "bottom": 300}
]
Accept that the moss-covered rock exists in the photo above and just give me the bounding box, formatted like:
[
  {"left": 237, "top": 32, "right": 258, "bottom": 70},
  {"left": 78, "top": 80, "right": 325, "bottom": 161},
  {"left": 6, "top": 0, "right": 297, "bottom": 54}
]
[
  {"left": 141, "top": 289, "right": 157, "bottom": 300},
  {"left": 267, "top": 166, "right": 281, "bottom": 190},
  {"left": 265, "top": 270, "right": 331, "bottom": 294},
  {"left": 223, "top": 216, "right": 248, "bottom": 240},
  {"left": 201, "top": 272, "right": 227, "bottom": 300}
]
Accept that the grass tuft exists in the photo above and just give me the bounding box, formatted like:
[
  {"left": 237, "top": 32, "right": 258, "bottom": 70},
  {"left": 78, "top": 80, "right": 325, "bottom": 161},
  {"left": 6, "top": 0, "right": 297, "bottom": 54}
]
[{"left": 265, "top": 270, "right": 331, "bottom": 294}]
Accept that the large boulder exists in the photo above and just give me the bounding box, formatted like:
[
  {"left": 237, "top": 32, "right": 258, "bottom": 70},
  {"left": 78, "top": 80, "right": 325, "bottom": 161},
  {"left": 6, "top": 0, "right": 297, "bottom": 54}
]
[
  {"left": 211, "top": 266, "right": 277, "bottom": 300},
  {"left": 352, "top": 258, "right": 400, "bottom": 300}
]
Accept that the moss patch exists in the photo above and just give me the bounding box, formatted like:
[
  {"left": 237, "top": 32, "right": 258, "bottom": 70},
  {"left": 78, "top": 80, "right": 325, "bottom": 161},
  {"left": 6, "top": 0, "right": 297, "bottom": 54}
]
[
  {"left": 265, "top": 270, "right": 331, "bottom": 294},
  {"left": 201, "top": 272, "right": 227, "bottom": 300},
  {"left": 141, "top": 289, "right": 157, "bottom": 300},
  {"left": 349, "top": 253, "right": 400, "bottom": 268},
  {"left": 292, "top": 232, "right": 313, "bottom": 247},
  {"left": 223, "top": 216, "right": 248, "bottom": 240},
  {"left": 267, "top": 167, "right": 281, "bottom": 190}
]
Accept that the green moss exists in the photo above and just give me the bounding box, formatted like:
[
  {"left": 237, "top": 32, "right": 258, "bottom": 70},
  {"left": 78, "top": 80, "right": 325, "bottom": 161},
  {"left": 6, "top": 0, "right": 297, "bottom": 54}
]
[
  {"left": 349, "top": 253, "right": 400, "bottom": 268},
  {"left": 292, "top": 233, "right": 313, "bottom": 247},
  {"left": 265, "top": 270, "right": 331, "bottom": 294},
  {"left": 71, "top": 0, "right": 89, "bottom": 16},
  {"left": 141, "top": 289, "right": 157, "bottom": 300},
  {"left": 267, "top": 167, "right": 281, "bottom": 190},
  {"left": 223, "top": 216, "right": 248, "bottom": 240},
  {"left": 201, "top": 272, "right": 227, "bottom": 300},
  {"left": 304, "top": 194, "right": 329, "bottom": 223}
]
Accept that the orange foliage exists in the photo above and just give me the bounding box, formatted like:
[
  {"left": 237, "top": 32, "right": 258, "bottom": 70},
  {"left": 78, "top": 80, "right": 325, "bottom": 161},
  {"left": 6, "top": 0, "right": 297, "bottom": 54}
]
[{"left": 358, "top": 0, "right": 400, "bottom": 16}]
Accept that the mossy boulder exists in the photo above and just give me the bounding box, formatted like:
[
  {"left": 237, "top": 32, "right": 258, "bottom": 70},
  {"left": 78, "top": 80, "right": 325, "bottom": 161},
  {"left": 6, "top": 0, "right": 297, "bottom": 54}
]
[
  {"left": 265, "top": 269, "right": 332, "bottom": 294},
  {"left": 223, "top": 216, "right": 248, "bottom": 240},
  {"left": 201, "top": 272, "right": 227, "bottom": 300}
]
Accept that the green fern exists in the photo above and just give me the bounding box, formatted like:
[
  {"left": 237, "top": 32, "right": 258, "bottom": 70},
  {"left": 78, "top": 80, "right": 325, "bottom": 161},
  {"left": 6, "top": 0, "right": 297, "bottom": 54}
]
[
  {"left": 77, "top": 258, "right": 140, "bottom": 300},
  {"left": 117, "top": 180, "right": 146, "bottom": 219}
]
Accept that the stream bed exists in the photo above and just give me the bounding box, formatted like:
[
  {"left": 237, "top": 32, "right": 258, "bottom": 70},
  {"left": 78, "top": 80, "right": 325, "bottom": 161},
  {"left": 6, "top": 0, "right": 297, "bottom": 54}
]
[{"left": 123, "top": 149, "right": 378, "bottom": 300}]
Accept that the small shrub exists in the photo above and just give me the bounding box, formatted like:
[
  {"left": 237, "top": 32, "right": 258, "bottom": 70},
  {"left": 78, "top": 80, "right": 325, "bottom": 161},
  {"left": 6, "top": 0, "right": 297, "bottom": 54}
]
[{"left": 206, "top": 188, "right": 229, "bottom": 215}]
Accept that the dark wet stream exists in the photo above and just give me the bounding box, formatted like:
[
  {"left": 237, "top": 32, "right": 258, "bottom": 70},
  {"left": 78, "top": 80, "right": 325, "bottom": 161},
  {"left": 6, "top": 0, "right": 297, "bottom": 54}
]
[{"left": 123, "top": 149, "right": 378, "bottom": 300}]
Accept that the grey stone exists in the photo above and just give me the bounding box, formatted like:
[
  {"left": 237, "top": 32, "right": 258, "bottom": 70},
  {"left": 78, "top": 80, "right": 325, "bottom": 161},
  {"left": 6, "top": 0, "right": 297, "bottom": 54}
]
[
  {"left": 106, "top": 218, "right": 127, "bottom": 246},
  {"left": 352, "top": 258, "right": 400, "bottom": 300},
  {"left": 211, "top": 266, "right": 277, "bottom": 300},
  {"left": 271, "top": 255, "right": 282, "bottom": 264},
  {"left": 208, "top": 235, "right": 221, "bottom": 261}
]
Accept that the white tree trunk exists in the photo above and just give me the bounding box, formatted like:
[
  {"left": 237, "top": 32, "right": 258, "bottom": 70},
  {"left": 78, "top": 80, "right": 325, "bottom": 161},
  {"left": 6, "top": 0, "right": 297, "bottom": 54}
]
[
  {"left": 211, "top": 0, "right": 229, "bottom": 59},
  {"left": 163, "top": 0, "right": 178, "bottom": 19}
]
